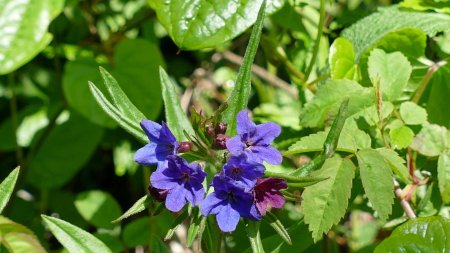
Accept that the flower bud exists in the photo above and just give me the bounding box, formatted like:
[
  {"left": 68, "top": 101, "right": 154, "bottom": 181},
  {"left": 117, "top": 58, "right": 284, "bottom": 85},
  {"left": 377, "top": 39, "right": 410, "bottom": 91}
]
[
  {"left": 213, "top": 134, "right": 229, "bottom": 149},
  {"left": 206, "top": 123, "right": 215, "bottom": 137},
  {"left": 215, "top": 122, "right": 228, "bottom": 134},
  {"left": 177, "top": 141, "right": 193, "bottom": 153},
  {"left": 148, "top": 185, "right": 168, "bottom": 202}
]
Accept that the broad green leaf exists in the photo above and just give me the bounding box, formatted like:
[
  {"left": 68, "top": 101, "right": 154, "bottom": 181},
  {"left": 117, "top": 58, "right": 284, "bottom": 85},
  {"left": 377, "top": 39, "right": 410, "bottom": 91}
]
[
  {"left": 63, "top": 59, "right": 116, "bottom": 128},
  {"left": 329, "top": 37, "right": 360, "bottom": 80},
  {"left": 151, "top": 235, "right": 169, "bottom": 253},
  {"left": 0, "top": 167, "right": 19, "bottom": 214},
  {"left": 0, "top": 216, "right": 46, "bottom": 253},
  {"left": 368, "top": 49, "right": 412, "bottom": 101},
  {"left": 356, "top": 149, "right": 394, "bottom": 221},
  {"left": 401, "top": 0, "right": 450, "bottom": 13},
  {"left": 113, "top": 195, "right": 151, "bottom": 223},
  {"left": 370, "top": 28, "right": 427, "bottom": 60},
  {"left": 389, "top": 126, "right": 414, "bottom": 150},
  {"left": 151, "top": 0, "right": 281, "bottom": 50},
  {"left": 94, "top": 233, "right": 124, "bottom": 253},
  {"left": 222, "top": 1, "right": 266, "bottom": 136},
  {"left": 438, "top": 152, "right": 450, "bottom": 203},
  {"left": 89, "top": 82, "right": 147, "bottom": 143},
  {"left": 342, "top": 6, "right": 450, "bottom": 60},
  {"left": 27, "top": 112, "right": 103, "bottom": 189},
  {"left": 375, "top": 216, "right": 450, "bottom": 253},
  {"left": 159, "top": 67, "right": 195, "bottom": 140},
  {"left": 410, "top": 123, "right": 449, "bottom": 157},
  {"left": 42, "top": 215, "right": 112, "bottom": 253},
  {"left": 300, "top": 80, "right": 374, "bottom": 128},
  {"left": 263, "top": 212, "right": 291, "bottom": 245},
  {"left": 427, "top": 66, "right": 450, "bottom": 128},
  {"left": 0, "top": 0, "right": 53, "bottom": 75},
  {"left": 399, "top": 101, "right": 428, "bottom": 125},
  {"left": 302, "top": 157, "right": 355, "bottom": 242},
  {"left": 74, "top": 191, "right": 122, "bottom": 229},
  {"left": 376, "top": 148, "right": 412, "bottom": 184},
  {"left": 123, "top": 217, "right": 151, "bottom": 247}
]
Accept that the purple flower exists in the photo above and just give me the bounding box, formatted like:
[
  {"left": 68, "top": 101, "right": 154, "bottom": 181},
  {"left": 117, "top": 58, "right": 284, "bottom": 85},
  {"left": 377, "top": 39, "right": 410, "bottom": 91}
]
[
  {"left": 200, "top": 176, "right": 260, "bottom": 232},
  {"left": 148, "top": 185, "right": 168, "bottom": 202},
  {"left": 226, "top": 110, "right": 282, "bottom": 165},
  {"left": 150, "top": 155, "right": 206, "bottom": 212},
  {"left": 253, "top": 177, "right": 287, "bottom": 216},
  {"left": 134, "top": 120, "right": 179, "bottom": 167},
  {"left": 222, "top": 154, "right": 265, "bottom": 191}
]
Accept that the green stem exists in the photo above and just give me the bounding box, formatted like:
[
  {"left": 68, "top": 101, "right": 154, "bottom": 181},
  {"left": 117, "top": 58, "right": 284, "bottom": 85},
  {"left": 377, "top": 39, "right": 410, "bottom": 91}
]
[
  {"left": 412, "top": 60, "right": 446, "bottom": 103},
  {"left": 8, "top": 74, "right": 24, "bottom": 168},
  {"left": 304, "top": 0, "right": 326, "bottom": 81}
]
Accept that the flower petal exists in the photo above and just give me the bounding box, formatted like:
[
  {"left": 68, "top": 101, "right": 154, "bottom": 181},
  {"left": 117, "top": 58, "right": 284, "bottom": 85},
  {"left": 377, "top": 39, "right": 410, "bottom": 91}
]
[
  {"left": 251, "top": 146, "right": 282, "bottom": 165},
  {"left": 185, "top": 183, "right": 205, "bottom": 206},
  {"left": 150, "top": 168, "right": 179, "bottom": 190},
  {"left": 160, "top": 122, "right": 177, "bottom": 143},
  {"left": 200, "top": 192, "right": 225, "bottom": 216},
  {"left": 226, "top": 136, "right": 245, "bottom": 155},
  {"left": 134, "top": 143, "right": 159, "bottom": 165},
  {"left": 216, "top": 202, "right": 241, "bottom": 232},
  {"left": 253, "top": 122, "right": 281, "bottom": 145},
  {"left": 236, "top": 110, "right": 256, "bottom": 135},
  {"left": 165, "top": 185, "right": 188, "bottom": 212},
  {"left": 140, "top": 120, "right": 162, "bottom": 142},
  {"left": 265, "top": 191, "right": 285, "bottom": 209}
]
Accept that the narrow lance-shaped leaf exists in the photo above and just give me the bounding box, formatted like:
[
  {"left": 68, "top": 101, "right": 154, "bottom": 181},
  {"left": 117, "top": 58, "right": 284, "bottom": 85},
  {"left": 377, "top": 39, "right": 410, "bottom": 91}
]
[
  {"left": 113, "top": 195, "right": 151, "bottom": 223},
  {"left": 222, "top": 1, "right": 266, "bottom": 136},
  {"left": 356, "top": 149, "right": 394, "bottom": 221},
  {"left": 245, "top": 220, "right": 265, "bottom": 253},
  {"left": 164, "top": 208, "right": 189, "bottom": 241},
  {"left": 159, "top": 67, "right": 195, "bottom": 140},
  {"left": 42, "top": 215, "right": 112, "bottom": 253},
  {"left": 89, "top": 82, "right": 147, "bottom": 143},
  {"left": 262, "top": 212, "right": 292, "bottom": 245},
  {"left": 0, "top": 167, "right": 20, "bottom": 214}
]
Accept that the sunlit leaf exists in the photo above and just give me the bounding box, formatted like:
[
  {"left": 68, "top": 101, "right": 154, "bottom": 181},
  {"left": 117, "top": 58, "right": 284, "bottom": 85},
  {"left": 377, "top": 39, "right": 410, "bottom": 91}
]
[
  {"left": 329, "top": 37, "right": 360, "bottom": 80},
  {"left": 438, "top": 152, "right": 450, "bottom": 203},
  {"left": 410, "top": 123, "right": 449, "bottom": 157},
  {"left": 399, "top": 101, "right": 428, "bottom": 125},
  {"left": 0, "top": 216, "right": 46, "bottom": 253},
  {"left": 113, "top": 195, "right": 151, "bottom": 223},
  {"left": 376, "top": 148, "right": 412, "bottom": 184},
  {"left": 0, "top": 167, "right": 19, "bottom": 214}
]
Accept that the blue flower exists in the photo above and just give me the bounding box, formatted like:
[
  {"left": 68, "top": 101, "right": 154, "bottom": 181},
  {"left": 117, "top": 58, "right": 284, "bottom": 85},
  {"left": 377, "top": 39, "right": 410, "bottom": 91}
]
[
  {"left": 200, "top": 176, "right": 260, "bottom": 232},
  {"left": 222, "top": 154, "right": 265, "bottom": 191},
  {"left": 150, "top": 155, "right": 206, "bottom": 212},
  {"left": 134, "top": 120, "right": 178, "bottom": 167},
  {"left": 226, "top": 110, "right": 282, "bottom": 165}
]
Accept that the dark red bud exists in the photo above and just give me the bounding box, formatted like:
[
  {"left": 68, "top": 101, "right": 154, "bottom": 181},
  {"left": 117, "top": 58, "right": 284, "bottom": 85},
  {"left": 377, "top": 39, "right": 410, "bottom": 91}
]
[
  {"left": 215, "top": 122, "right": 228, "bottom": 134},
  {"left": 148, "top": 185, "right": 168, "bottom": 202},
  {"left": 206, "top": 123, "right": 215, "bottom": 137},
  {"left": 177, "top": 141, "right": 193, "bottom": 153},
  {"left": 213, "top": 134, "right": 229, "bottom": 149}
]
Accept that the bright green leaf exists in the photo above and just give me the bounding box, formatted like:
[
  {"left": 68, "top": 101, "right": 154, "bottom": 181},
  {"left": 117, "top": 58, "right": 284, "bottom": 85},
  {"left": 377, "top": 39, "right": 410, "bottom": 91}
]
[
  {"left": 400, "top": 101, "right": 428, "bottom": 125},
  {"left": 42, "top": 215, "right": 112, "bottom": 253},
  {"left": 376, "top": 148, "right": 412, "bottom": 184},
  {"left": 74, "top": 191, "right": 122, "bottom": 229},
  {"left": 302, "top": 157, "right": 355, "bottom": 242},
  {"left": 401, "top": 0, "right": 450, "bottom": 13},
  {"left": 438, "top": 152, "right": 450, "bottom": 203},
  {"left": 0, "top": 216, "right": 46, "bottom": 253},
  {"left": 368, "top": 49, "right": 412, "bottom": 101},
  {"left": 329, "top": 37, "right": 360, "bottom": 80},
  {"left": 370, "top": 28, "right": 427, "bottom": 60},
  {"left": 245, "top": 220, "right": 265, "bottom": 253},
  {"left": 410, "top": 123, "right": 449, "bottom": 157},
  {"left": 389, "top": 126, "right": 414, "bottom": 150},
  {"left": 0, "top": 167, "right": 19, "bottom": 214},
  {"left": 357, "top": 149, "right": 394, "bottom": 221},
  {"left": 113, "top": 195, "right": 151, "bottom": 223}
]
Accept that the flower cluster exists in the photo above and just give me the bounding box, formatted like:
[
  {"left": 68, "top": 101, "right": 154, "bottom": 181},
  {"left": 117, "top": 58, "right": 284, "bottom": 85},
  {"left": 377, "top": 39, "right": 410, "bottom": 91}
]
[{"left": 134, "top": 110, "right": 287, "bottom": 232}]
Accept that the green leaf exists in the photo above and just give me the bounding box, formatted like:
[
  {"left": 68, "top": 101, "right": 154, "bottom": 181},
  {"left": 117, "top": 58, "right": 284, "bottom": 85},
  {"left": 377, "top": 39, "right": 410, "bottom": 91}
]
[
  {"left": 0, "top": 167, "right": 19, "bottom": 214},
  {"left": 89, "top": 82, "right": 147, "bottom": 143},
  {"left": 399, "top": 101, "right": 428, "bottom": 125},
  {"left": 265, "top": 171, "right": 327, "bottom": 187},
  {"left": 164, "top": 208, "right": 189, "bottom": 240},
  {"left": 376, "top": 148, "right": 412, "bottom": 184},
  {"left": 245, "top": 220, "right": 265, "bottom": 253},
  {"left": 151, "top": 235, "right": 169, "bottom": 253},
  {"left": 375, "top": 216, "right": 450, "bottom": 253},
  {"left": 113, "top": 195, "right": 151, "bottom": 223},
  {"left": 159, "top": 67, "right": 195, "bottom": 140},
  {"left": 389, "top": 126, "right": 414, "bottom": 150},
  {"left": 74, "top": 191, "right": 122, "bottom": 229},
  {"left": 262, "top": 212, "right": 291, "bottom": 245},
  {"left": 427, "top": 66, "right": 450, "bottom": 128},
  {"left": 42, "top": 215, "right": 112, "bottom": 253},
  {"left": 27, "top": 112, "right": 104, "bottom": 189},
  {"left": 186, "top": 210, "right": 202, "bottom": 247},
  {"left": 438, "top": 152, "right": 450, "bottom": 203},
  {"left": 368, "top": 49, "right": 412, "bottom": 101},
  {"left": 401, "top": 0, "right": 450, "bottom": 13},
  {"left": 0, "top": 216, "right": 46, "bottom": 253},
  {"left": 151, "top": 0, "right": 281, "bottom": 50},
  {"left": 0, "top": 0, "right": 54, "bottom": 75},
  {"left": 123, "top": 217, "right": 151, "bottom": 247},
  {"left": 342, "top": 6, "right": 450, "bottom": 60},
  {"left": 356, "top": 149, "right": 394, "bottom": 221},
  {"left": 410, "top": 123, "right": 449, "bottom": 157},
  {"left": 222, "top": 1, "right": 266, "bottom": 136},
  {"left": 94, "top": 233, "right": 124, "bottom": 253},
  {"left": 299, "top": 80, "right": 374, "bottom": 128},
  {"left": 329, "top": 37, "right": 360, "bottom": 80},
  {"left": 302, "top": 157, "right": 355, "bottom": 242},
  {"left": 370, "top": 28, "right": 427, "bottom": 60}
]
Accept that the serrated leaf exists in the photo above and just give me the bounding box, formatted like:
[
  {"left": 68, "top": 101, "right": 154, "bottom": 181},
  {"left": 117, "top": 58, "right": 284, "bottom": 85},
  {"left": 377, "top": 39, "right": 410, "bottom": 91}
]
[
  {"left": 376, "top": 148, "right": 412, "bottom": 184},
  {"left": 375, "top": 216, "right": 450, "bottom": 253},
  {"left": 399, "top": 101, "right": 428, "bottom": 125},
  {"left": 342, "top": 6, "right": 450, "bottom": 60},
  {"left": 113, "top": 195, "right": 151, "bottom": 223},
  {"left": 159, "top": 67, "right": 195, "bottom": 140},
  {"left": 151, "top": 0, "right": 281, "bottom": 50},
  {"left": 302, "top": 157, "right": 355, "bottom": 242},
  {"left": 263, "top": 212, "right": 291, "bottom": 245},
  {"left": 368, "top": 49, "right": 412, "bottom": 101},
  {"left": 0, "top": 0, "right": 54, "bottom": 75},
  {"left": 0, "top": 167, "right": 19, "bottom": 214},
  {"left": 222, "top": 1, "right": 266, "bottom": 136},
  {"left": 357, "top": 149, "right": 394, "bottom": 221},
  {"left": 438, "top": 152, "right": 450, "bottom": 203},
  {"left": 42, "top": 215, "right": 112, "bottom": 253},
  {"left": 0, "top": 216, "right": 46, "bottom": 253},
  {"left": 389, "top": 126, "right": 414, "bottom": 150},
  {"left": 329, "top": 37, "right": 360, "bottom": 80},
  {"left": 74, "top": 191, "right": 122, "bottom": 229},
  {"left": 410, "top": 123, "right": 449, "bottom": 157},
  {"left": 299, "top": 80, "right": 374, "bottom": 128}
]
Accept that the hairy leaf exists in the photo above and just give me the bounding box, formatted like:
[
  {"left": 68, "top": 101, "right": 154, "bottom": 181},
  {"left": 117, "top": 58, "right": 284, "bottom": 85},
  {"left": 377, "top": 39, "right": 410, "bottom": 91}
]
[
  {"left": 376, "top": 148, "right": 412, "bottom": 184},
  {"left": 0, "top": 167, "right": 19, "bottom": 214},
  {"left": 438, "top": 152, "right": 450, "bottom": 203},
  {"left": 400, "top": 101, "right": 428, "bottom": 125},
  {"left": 410, "top": 123, "right": 449, "bottom": 157},
  {"left": 113, "top": 195, "right": 151, "bottom": 223}
]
